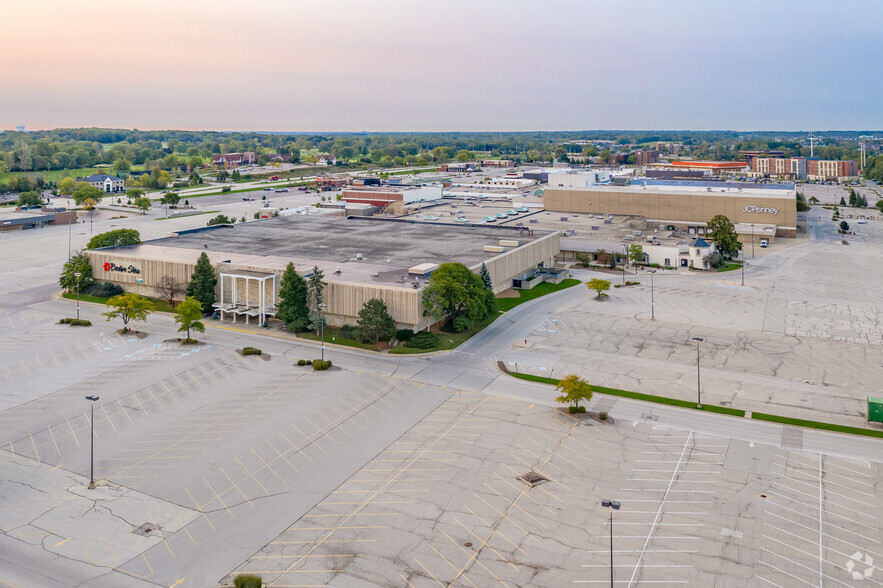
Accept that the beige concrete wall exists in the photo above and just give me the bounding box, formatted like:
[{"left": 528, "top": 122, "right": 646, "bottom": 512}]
[
  {"left": 475, "top": 232, "right": 561, "bottom": 294},
  {"left": 544, "top": 187, "right": 796, "bottom": 229}
]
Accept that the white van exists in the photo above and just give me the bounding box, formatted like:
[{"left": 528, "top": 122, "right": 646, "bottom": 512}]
[{"left": 760, "top": 239, "right": 769, "bottom": 248}]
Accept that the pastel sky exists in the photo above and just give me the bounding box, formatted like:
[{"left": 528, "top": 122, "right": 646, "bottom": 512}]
[{"left": 3, "top": 0, "right": 881, "bottom": 132}]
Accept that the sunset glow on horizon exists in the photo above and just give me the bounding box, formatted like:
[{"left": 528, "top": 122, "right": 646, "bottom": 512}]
[{"left": 3, "top": 0, "right": 882, "bottom": 131}]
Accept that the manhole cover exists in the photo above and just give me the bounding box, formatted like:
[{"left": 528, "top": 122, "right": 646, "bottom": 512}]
[
  {"left": 133, "top": 522, "right": 159, "bottom": 537},
  {"left": 517, "top": 472, "right": 549, "bottom": 488}
]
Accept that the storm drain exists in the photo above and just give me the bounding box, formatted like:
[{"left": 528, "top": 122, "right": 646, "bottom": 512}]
[
  {"left": 133, "top": 523, "right": 160, "bottom": 537},
  {"left": 517, "top": 472, "right": 549, "bottom": 488}
]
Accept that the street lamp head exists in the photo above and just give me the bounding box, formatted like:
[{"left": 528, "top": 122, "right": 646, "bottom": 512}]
[
  {"left": 74, "top": 272, "right": 82, "bottom": 278},
  {"left": 692, "top": 337, "right": 703, "bottom": 342},
  {"left": 86, "top": 395, "right": 99, "bottom": 401},
  {"left": 648, "top": 269, "right": 656, "bottom": 274},
  {"left": 601, "top": 499, "right": 621, "bottom": 510}
]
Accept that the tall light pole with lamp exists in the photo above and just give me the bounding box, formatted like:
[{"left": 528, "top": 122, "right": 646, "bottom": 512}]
[
  {"left": 74, "top": 271, "right": 82, "bottom": 321},
  {"left": 621, "top": 243, "right": 627, "bottom": 285},
  {"left": 740, "top": 245, "right": 745, "bottom": 287},
  {"left": 648, "top": 269, "right": 656, "bottom": 320},
  {"left": 601, "top": 499, "right": 621, "bottom": 587},
  {"left": 692, "top": 337, "right": 703, "bottom": 408},
  {"left": 318, "top": 303, "right": 327, "bottom": 362},
  {"left": 750, "top": 223, "right": 755, "bottom": 258},
  {"left": 85, "top": 395, "right": 99, "bottom": 488}
]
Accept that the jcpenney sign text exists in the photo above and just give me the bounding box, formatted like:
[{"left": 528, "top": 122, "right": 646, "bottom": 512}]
[{"left": 742, "top": 205, "right": 778, "bottom": 215}]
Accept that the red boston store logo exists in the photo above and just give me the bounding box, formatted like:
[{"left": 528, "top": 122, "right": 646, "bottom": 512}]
[{"left": 103, "top": 262, "right": 141, "bottom": 275}]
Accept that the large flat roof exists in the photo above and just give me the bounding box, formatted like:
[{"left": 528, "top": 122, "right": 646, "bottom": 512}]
[
  {"left": 546, "top": 182, "right": 796, "bottom": 199},
  {"left": 120, "top": 215, "right": 553, "bottom": 288}
]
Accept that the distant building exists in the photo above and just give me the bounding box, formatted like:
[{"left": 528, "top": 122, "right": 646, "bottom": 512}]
[
  {"left": 751, "top": 157, "right": 806, "bottom": 180},
  {"left": 807, "top": 159, "right": 859, "bottom": 181},
  {"left": 482, "top": 159, "right": 514, "bottom": 168},
  {"left": 341, "top": 185, "right": 443, "bottom": 207},
  {"left": 16, "top": 125, "right": 25, "bottom": 132},
  {"left": 739, "top": 150, "right": 787, "bottom": 162},
  {"left": 316, "top": 154, "right": 337, "bottom": 166},
  {"left": 547, "top": 170, "right": 612, "bottom": 188},
  {"left": 635, "top": 150, "right": 659, "bottom": 167},
  {"left": 211, "top": 152, "right": 256, "bottom": 169},
  {"left": 77, "top": 174, "right": 125, "bottom": 193},
  {"left": 655, "top": 142, "right": 682, "bottom": 156},
  {"left": 645, "top": 161, "right": 749, "bottom": 177}
]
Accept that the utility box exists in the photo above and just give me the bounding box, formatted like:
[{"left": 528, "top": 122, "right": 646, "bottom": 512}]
[{"left": 869, "top": 397, "right": 883, "bottom": 423}]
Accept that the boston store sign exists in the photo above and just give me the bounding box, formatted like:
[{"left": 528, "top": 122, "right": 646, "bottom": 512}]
[{"left": 103, "top": 261, "right": 141, "bottom": 274}]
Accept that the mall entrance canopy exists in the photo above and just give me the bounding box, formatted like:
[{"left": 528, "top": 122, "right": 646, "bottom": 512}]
[{"left": 214, "top": 270, "right": 277, "bottom": 325}]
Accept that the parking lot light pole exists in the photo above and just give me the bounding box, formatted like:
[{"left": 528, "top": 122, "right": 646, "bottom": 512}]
[
  {"left": 648, "top": 269, "right": 656, "bottom": 320},
  {"left": 601, "top": 499, "right": 621, "bottom": 587},
  {"left": 621, "top": 244, "right": 627, "bottom": 285},
  {"left": 74, "top": 271, "right": 82, "bottom": 321},
  {"left": 692, "top": 337, "right": 703, "bottom": 408},
  {"left": 319, "top": 303, "right": 327, "bottom": 362},
  {"left": 741, "top": 247, "right": 745, "bottom": 287},
  {"left": 750, "top": 224, "right": 756, "bottom": 258},
  {"left": 85, "top": 395, "right": 99, "bottom": 488}
]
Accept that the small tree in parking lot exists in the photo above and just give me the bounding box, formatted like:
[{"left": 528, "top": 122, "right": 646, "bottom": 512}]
[
  {"left": 59, "top": 251, "right": 94, "bottom": 292},
  {"left": 174, "top": 297, "right": 205, "bottom": 342},
  {"left": 555, "top": 375, "right": 593, "bottom": 413},
  {"left": 103, "top": 293, "right": 154, "bottom": 333},
  {"left": 587, "top": 278, "right": 611, "bottom": 299}
]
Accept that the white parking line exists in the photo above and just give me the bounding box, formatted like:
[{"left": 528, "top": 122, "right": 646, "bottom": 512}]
[{"left": 626, "top": 432, "right": 695, "bottom": 588}]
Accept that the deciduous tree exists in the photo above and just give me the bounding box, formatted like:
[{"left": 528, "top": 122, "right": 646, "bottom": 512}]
[
  {"left": 174, "top": 296, "right": 205, "bottom": 342},
  {"left": 72, "top": 183, "right": 104, "bottom": 206},
  {"left": 58, "top": 176, "right": 76, "bottom": 195},
  {"left": 706, "top": 214, "right": 742, "bottom": 259},
  {"left": 587, "top": 278, "right": 611, "bottom": 299},
  {"left": 103, "top": 293, "right": 154, "bottom": 332},
  {"left": 87, "top": 229, "right": 141, "bottom": 249},
  {"left": 627, "top": 244, "right": 644, "bottom": 265},
  {"left": 422, "top": 262, "right": 496, "bottom": 332},
  {"left": 59, "top": 251, "right": 94, "bottom": 291},
  {"left": 17, "top": 191, "right": 42, "bottom": 206},
  {"left": 555, "top": 375, "right": 593, "bottom": 412},
  {"left": 134, "top": 196, "right": 152, "bottom": 214}
]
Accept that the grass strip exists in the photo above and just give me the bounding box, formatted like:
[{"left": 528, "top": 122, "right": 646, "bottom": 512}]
[
  {"left": 295, "top": 328, "right": 382, "bottom": 352},
  {"left": 507, "top": 372, "right": 745, "bottom": 416},
  {"left": 62, "top": 292, "right": 176, "bottom": 313},
  {"left": 751, "top": 412, "right": 883, "bottom": 438},
  {"left": 496, "top": 279, "right": 581, "bottom": 312},
  {"left": 389, "top": 313, "right": 500, "bottom": 354}
]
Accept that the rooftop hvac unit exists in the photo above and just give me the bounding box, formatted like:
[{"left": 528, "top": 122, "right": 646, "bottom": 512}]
[
  {"left": 483, "top": 246, "right": 504, "bottom": 253},
  {"left": 499, "top": 240, "right": 519, "bottom": 247}
]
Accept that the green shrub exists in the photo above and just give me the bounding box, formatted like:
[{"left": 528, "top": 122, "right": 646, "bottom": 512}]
[
  {"left": 221, "top": 186, "right": 231, "bottom": 193},
  {"left": 451, "top": 315, "right": 472, "bottom": 333},
  {"left": 234, "top": 574, "right": 262, "bottom": 588},
  {"left": 242, "top": 347, "right": 262, "bottom": 356},
  {"left": 312, "top": 359, "right": 332, "bottom": 370},
  {"left": 296, "top": 359, "right": 307, "bottom": 366},
  {"left": 404, "top": 331, "right": 439, "bottom": 349},
  {"left": 568, "top": 406, "right": 587, "bottom": 414},
  {"left": 396, "top": 328, "right": 414, "bottom": 341},
  {"left": 339, "top": 324, "right": 358, "bottom": 339},
  {"left": 89, "top": 282, "right": 124, "bottom": 297},
  {"left": 599, "top": 411, "right": 608, "bottom": 421},
  {"left": 306, "top": 359, "right": 312, "bottom": 365},
  {"left": 59, "top": 318, "right": 91, "bottom": 326},
  {"left": 182, "top": 338, "right": 198, "bottom": 344}
]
